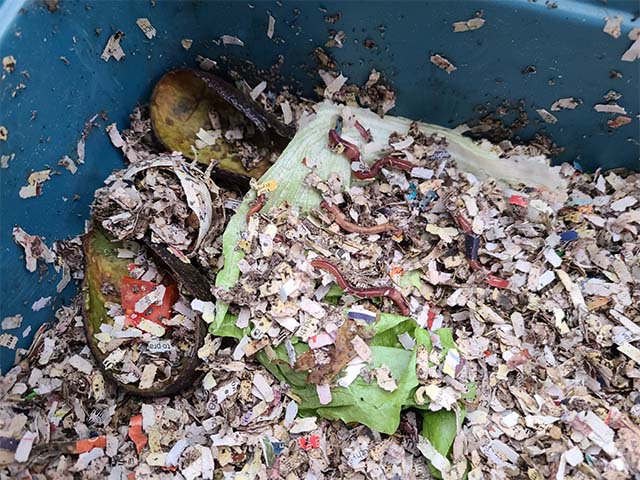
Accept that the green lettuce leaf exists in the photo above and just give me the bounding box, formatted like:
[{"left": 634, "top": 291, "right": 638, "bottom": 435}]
[
  {"left": 422, "top": 407, "right": 467, "bottom": 478},
  {"left": 255, "top": 313, "right": 461, "bottom": 435}
]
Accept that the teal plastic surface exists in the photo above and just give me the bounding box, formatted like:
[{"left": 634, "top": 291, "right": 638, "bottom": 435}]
[{"left": 0, "top": 0, "right": 638, "bottom": 371}]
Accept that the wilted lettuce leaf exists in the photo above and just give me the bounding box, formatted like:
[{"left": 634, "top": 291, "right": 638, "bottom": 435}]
[
  {"left": 253, "top": 313, "right": 464, "bottom": 434},
  {"left": 214, "top": 309, "right": 470, "bottom": 436},
  {"left": 422, "top": 406, "right": 467, "bottom": 478}
]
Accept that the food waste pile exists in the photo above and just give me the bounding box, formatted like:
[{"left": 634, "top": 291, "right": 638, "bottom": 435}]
[{"left": 1, "top": 64, "right": 640, "bottom": 480}]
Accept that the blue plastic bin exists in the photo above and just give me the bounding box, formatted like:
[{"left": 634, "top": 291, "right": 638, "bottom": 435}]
[{"left": 0, "top": 0, "right": 638, "bottom": 372}]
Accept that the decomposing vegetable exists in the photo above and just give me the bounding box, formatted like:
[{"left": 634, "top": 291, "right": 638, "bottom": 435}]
[
  {"left": 150, "top": 69, "right": 294, "bottom": 183},
  {"left": 82, "top": 228, "right": 207, "bottom": 396}
]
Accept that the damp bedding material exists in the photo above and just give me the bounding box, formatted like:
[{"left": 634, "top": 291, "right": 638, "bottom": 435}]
[{"left": 2, "top": 64, "right": 640, "bottom": 480}]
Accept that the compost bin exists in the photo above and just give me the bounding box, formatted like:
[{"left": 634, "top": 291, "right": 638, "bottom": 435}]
[{"left": 1, "top": 1, "right": 639, "bottom": 478}]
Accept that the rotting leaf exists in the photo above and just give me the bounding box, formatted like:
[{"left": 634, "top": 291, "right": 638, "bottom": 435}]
[{"left": 294, "top": 318, "right": 362, "bottom": 384}]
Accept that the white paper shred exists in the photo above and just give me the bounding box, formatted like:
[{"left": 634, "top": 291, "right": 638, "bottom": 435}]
[
  {"left": 0, "top": 333, "right": 18, "bottom": 349},
  {"left": 543, "top": 248, "right": 562, "bottom": 267},
  {"left": 253, "top": 372, "right": 274, "bottom": 402},
  {"left": 2, "top": 55, "right": 16, "bottom": 73},
  {"left": 1, "top": 153, "right": 15, "bottom": 169},
  {"left": 136, "top": 18, "right": 156, "bottom": 39},
  {"left": 138, "top": 364, "right": 158, "bottom": 389},
  {"left": 565, "top": 446, "right": 584, "bottom": 467},
  {"left": 375, "top": 365, "right": 398, "bottom": 391},
  {"left": 58, "top": 155, "right": 77, "bottom": 174},
  {"left": 32, "top": 296, "right": 52, "bottom": 311},
  {"left": 618, "top": 342, "right": 640, "bottom": 364},
  {"left": 249, "top": 81, "right": 267, "bottom": 100},
  {"left": 141, "top": 404, "right": 156, "bottom": 432},
  {"left": 443, "top": 348, "right": 462, "bottom": 377},
  {"left": 324, "top": 74, "right": 348, "bottom": 97},
  {"left": 101, "top": 32, "right": 125, "bottom": 62},
  {"left": 137, "top": 319, "right": 165, "bottom": 337},
  {"left": 13, "top": 227, "right": 56, "bottom": 272},
  {"left": 430, "top": 54, "right": 457, "bottom": 73},
  {"left": 481, "top": 439, "right": 519, "bottom": 467},
  {"left": 398, "top": 332, "right": 416, "bottom": 350},
  {"left": 267, "top": 14, "right": 276, "bottom": 39},
  {"left": 551, "top": 97, "right": 581, "bottom": 111},
  {"left": 134, "top": 285, "right": 166, "bottom": 313},
  {"left": 166, "top": 439, "right": 189, "bottom": 466},
  {"left": 284, "top": 401, "right": 298, "bottom": 428},
  {"left": 281, "top": 101, "right": 293, "bottom": 125},
  {"left": 622, "top": 37, "right": 640, "bottom": 61},
  {"left": 1, "top": 314, "right": 22, "bottom": 330},
  {"left": 536, "top": 109, "right": 558, "bottom": 124},
  {"left": 452, "top": 17, "right": 485, "bottom": 32},
  {"left": 15, "top": 431, "right": 37, "bottom": 462},
  {"left": 337, "top": 360, "right": 366, "bottom": 388},
  {"left": 593, "top": 104, "right": 627, "bottom": 114},
  {"left": 19, "top": 170, "right": 51, "bottom": 199},
  {"left": 76, "top": 137, "right": 85, "bottom": 164},
  {"left": 75, "top": 447, "right": 105, "bottom": 470},
  {"left": 106, "top": 123, "right": 125, "bottom": 148},
  {"left": 196, "top": 128, "right": 220, "bottom": 146},
  {"left": 68, "top": 354, "right": 94, "bottom": 375},
  {"left": 417, "top": 435, "right": 451, "bottom": 473},
  {"left": 191, "top": 299, "right": 216, "bottom": 324},
  {"left": 610, "top": 196, "right": 637, "bottom": 212},
  {"left": 290, "top": 416, "right": 317, "bottom": 434},
  {"left": 582, "top": 411, "right": 617, "bottom": 455},
  {"left": 220, "top": 35, "right": 244, "bottom": 47},
  {"left": 536, "top": 270, "right": 556, "bottom": 291},
  {"left": 316, "top": 384, "right": 332, "bottom": 405},
  {"left": 603, "top": 16, "right": 622, "bottom": 38}
]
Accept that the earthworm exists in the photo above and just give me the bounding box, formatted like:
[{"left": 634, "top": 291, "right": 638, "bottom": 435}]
[
  {"left": 352, "top": 156, "right": 415, "bottom": 180},
  {"left": 468, "top": 259, "right": 484, "bottom": 272},
  {"left": 311, "top": 258, "right": 410, "bottom": 316},
  {"left": 328, "top": 129, "right": 416, "bottom": 180},
  {"left": 320, "top": 200, "right": 399, "bottom": 235},
  {"left": 455, "top": 214, "right": 472, "bottom": 234},
  {"left": 354, "top": 120, "right": 372, "bottom": 142},
  {"left": 328, "top": 129, "right": 361, "bottom": 162},
  {"left": 246, "top": 193, "right": 267, "bottom": 222}
]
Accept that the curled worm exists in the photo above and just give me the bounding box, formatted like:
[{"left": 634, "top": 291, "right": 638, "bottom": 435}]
[
  {"left": 321, "top": 200, "right": 399, "bottom": 235},
  {"left": 311, "top": 258, "right": 410, "bottom": 316},
  {"left": 246, "top": 193, "right": 267, "bottom": 222}
]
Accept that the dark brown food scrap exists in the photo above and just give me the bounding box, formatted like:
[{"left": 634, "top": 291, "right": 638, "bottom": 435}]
[
  {"left": 294, "top": 319, "right": 361, "bottom": 384},
  {"left": 358, "top": 74, "right": 396, "bottom": 116},
  {"left": 314, "top": 47, "right": 337, "bottom": 70},
  {"left": 324, "top": 12, "right": 342, "bottom": 24},
  {"left": 529, "top": 133, "right": 565, "bottom": 157},
  {"left": 604, "top": 90, "right": 623, "bottom": 102},
  {"left": 364, "top": 39, "right": 376, "bottom": 49}
]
